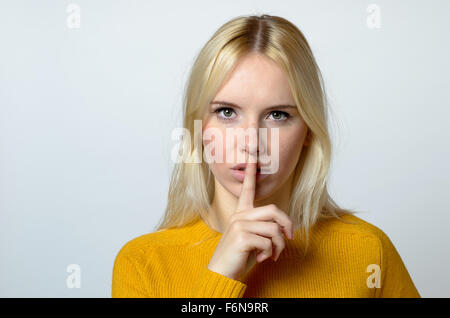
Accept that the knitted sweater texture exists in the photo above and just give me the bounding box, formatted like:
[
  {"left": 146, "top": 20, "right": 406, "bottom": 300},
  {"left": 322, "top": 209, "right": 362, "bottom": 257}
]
[{"left": 112, "top": 213, "right": 420, "bottom": 298}]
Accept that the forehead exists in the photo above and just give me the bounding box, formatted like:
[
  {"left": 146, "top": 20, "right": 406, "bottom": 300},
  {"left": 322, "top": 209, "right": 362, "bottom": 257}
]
[{"left": 213, "top": 53, "right": 295, "bottom": 108}]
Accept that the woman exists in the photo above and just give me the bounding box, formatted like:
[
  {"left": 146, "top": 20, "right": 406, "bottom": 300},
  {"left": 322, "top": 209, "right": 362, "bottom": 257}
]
[{"left": 112, "top": 14, "right": 420, "bottom": 298}]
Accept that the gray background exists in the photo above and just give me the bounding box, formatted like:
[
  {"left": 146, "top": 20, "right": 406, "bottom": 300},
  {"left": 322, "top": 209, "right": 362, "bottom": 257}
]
[{"left": 1, "top": 0, "right": 449, "bottom": 297}]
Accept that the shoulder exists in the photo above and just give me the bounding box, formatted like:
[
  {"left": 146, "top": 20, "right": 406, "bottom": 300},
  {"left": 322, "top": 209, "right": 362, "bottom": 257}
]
[
  {"left": 113, "top": 225, "right": 194, "bottom": 263},
  {"left": 313, "top": 213, "right": 403, "bottom": 275},
  {"left": 320, "top": 213, "right": 391, "bottom": 239},
  {"left": 316, "top": 213, "right": 397, "bottom": 253},
  {"left": 324, "top": 213, "right": 420, "bottom": 297}
]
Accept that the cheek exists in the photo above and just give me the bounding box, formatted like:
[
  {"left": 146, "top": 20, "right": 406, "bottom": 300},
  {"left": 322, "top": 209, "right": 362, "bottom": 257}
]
[
  {"left": 275, "top": 129, "right": 306, "bottom": 174},
  {"left": 202, "top": 124, "right": 227, "bottom": 161},
  {"left": 202, "top": 124, "right": 228, "bottom": 176}
]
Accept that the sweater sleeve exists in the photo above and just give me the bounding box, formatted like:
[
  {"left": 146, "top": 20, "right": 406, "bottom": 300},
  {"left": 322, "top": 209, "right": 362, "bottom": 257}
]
[
  {"left": 188, "top": 266, "right": 247, "bottom": 298},
  {"left": 112, "top": 242, "right": 153, "bottom": 298},
  {"left": 376, "top": 230, "right": 421, "bottom": 298}
]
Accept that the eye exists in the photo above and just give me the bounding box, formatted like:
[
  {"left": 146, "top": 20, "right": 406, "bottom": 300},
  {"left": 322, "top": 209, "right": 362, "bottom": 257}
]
[
  {"left": 268, "top": 110, "right": 290, "bottom": 121},
  {"left": 214, "top": 107, "right": 236, "bottom": 121},
  {"left": 212, "top": 107, "right": 291, "bottom": 122}
]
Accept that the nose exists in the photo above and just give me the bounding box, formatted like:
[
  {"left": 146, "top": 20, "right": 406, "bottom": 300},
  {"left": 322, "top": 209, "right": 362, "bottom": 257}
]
[{"left": 239, "top": 119, "right": 260, "bottom": 157}]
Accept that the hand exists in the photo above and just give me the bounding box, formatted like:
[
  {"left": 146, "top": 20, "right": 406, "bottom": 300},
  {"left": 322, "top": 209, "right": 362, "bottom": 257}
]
[{"left": 207, "top": 159, "right": 294, "bottom": 281}]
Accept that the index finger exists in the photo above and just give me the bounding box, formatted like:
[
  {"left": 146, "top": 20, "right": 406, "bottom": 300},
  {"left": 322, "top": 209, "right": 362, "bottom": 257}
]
[{"left": 236, "top": 159, "right": 257, "bottom": 212}]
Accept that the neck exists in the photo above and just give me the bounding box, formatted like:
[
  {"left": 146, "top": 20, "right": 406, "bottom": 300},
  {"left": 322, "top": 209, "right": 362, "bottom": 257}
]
[{"left": 205, "top": 174, "right": 295, "bottom": 234}]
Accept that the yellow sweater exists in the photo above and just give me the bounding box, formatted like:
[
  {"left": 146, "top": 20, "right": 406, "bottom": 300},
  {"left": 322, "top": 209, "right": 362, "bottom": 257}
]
[{"left": 112, "top": 213, "right": 420, "bottom": 298}]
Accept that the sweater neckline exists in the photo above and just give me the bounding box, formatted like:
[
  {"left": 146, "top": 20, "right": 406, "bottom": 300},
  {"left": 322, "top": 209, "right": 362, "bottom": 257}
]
[
  {"left": 188, "top": 216, "right": 222, "bottom": 241},
  {"left": 187, "top": 215, "right": 332, "bottom": 259}
]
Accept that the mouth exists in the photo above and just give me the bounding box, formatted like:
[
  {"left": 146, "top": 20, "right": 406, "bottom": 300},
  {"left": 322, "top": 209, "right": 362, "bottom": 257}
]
[
  {"left": 231, "top": 163, "right": 262, "bottom": 173},
  {"left": 230, "top": 163, "right": 269, "bottom": 182},
  {"left": 235, "top": 167, "right": 261, "bottom": 172}
]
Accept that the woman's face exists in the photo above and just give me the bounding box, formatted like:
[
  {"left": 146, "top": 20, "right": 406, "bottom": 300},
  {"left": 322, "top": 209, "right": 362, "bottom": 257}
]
[{"left": 202, "top": 53, "right": 310, "bottom": 201}]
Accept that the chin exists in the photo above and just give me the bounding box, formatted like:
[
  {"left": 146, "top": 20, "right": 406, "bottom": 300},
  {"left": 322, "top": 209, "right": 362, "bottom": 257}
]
[
  {"left": 229, "top": 175, "right": 278, "bottom": 201},
  {"left": 256, "top": 181, "right": 282, "bottom": 201}
]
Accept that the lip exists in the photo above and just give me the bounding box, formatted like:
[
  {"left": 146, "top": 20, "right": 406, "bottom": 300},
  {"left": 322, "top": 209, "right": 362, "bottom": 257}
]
[
  {"left": 231, "top": 163, "right": 261, "bottom": 170},
  {"left": 230, "top": 163, "right": 270, "bottom": 183}
]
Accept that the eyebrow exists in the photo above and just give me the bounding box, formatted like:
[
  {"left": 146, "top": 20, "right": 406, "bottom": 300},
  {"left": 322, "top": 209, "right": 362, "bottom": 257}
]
[{"left": 210, "top": 100, "right": 297, "bottom": 111}]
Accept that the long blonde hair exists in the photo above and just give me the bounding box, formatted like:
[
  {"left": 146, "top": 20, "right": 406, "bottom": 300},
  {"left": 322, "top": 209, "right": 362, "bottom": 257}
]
[{"left": 154, "top": 14, "right": 358, "bottom": 252}]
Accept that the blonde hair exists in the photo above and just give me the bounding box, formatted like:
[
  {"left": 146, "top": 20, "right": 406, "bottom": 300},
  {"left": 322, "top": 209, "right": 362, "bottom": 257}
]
[{"left": 154, "top": 14, "right": 358, "bottom": 253}]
